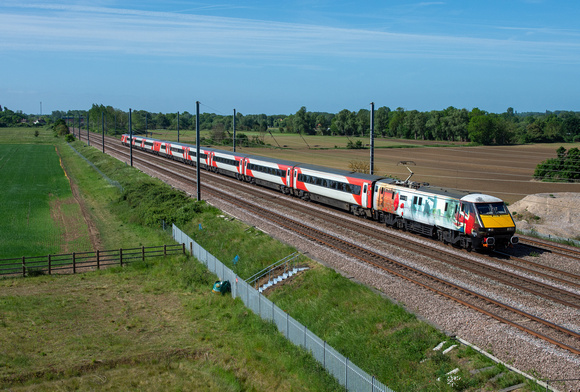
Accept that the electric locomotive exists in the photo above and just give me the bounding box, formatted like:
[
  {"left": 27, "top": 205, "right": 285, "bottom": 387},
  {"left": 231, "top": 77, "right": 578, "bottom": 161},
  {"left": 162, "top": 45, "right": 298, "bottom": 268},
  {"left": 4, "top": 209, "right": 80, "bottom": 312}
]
[{"left": 372, "top": 179, "right": 518, "bottom": 250}]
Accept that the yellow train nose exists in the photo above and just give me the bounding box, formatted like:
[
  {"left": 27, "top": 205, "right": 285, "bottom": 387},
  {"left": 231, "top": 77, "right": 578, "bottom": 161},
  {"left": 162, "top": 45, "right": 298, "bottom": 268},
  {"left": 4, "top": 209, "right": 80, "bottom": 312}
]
[{"left": 479, "top": 214, "right": 515, "bottom": 229}]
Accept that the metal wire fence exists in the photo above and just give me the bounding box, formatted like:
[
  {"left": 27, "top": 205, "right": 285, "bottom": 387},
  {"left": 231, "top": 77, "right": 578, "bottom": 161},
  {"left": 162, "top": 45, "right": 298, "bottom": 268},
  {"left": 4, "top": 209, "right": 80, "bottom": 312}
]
[{"left": 173, "top": 224, "right": 394, "bottom": 392}]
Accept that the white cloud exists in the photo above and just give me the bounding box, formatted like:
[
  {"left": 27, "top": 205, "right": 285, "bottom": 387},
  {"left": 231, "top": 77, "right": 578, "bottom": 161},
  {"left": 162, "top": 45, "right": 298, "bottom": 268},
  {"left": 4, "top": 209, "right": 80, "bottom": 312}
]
[{"left": 1, "top": 2, "right": 579, "bottom": 64}]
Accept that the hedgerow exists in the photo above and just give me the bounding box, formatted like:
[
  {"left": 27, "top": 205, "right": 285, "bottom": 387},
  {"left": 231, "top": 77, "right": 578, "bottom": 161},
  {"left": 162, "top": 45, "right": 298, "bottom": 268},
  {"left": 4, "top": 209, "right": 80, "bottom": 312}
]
[
  {"left": 533, "top": 146, "right": 580, "bottom": 182},
  {"left": 119, "top": 180, "right": 207, "bottom": 228}
]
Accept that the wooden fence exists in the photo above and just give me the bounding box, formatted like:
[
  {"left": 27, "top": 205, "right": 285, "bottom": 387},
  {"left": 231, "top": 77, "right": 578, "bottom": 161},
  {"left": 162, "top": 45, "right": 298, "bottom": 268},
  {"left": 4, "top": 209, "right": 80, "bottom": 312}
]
[{"left": 0, "top": 244, "right": 185, "bottom": 278}]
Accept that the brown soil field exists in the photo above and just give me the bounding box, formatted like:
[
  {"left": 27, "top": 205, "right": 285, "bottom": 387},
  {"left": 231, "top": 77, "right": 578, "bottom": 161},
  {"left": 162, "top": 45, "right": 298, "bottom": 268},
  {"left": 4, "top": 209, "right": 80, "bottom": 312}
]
[{"left": 237, "top": 141, "right": 580, "bottom": 205}]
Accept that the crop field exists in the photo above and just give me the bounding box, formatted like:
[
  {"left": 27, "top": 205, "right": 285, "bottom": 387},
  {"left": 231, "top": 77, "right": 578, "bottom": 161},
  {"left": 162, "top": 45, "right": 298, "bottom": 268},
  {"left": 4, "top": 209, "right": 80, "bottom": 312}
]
[{"left": 0, "top": 143, "right": 92, "bottom": 259}]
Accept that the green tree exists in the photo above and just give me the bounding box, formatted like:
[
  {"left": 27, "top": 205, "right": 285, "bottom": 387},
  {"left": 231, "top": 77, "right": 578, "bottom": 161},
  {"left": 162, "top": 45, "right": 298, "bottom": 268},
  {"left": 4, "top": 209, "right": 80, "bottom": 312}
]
[
  {"left": 375, "top": 106, "right": 391, "bottom": 137},
  {"left": 534, "top": 147, "right": 580, "bottom": 181},
  {"left": 293, "top": 106, "right": 309, "bottom": 135},
  {"left": 468, "top": 115, "right": 495, "bottom": 145},
  {"left": 388, "top": 107, "right": 406, "bottom": 138},
  {"left": 331, "top": 109, "right": 355, "bottom": 136},
  {"left": 354, "top": 109, "right": 369, "bottom": 137},
  {"left": 52, "top": 118, "right": 69, "bottom": 136},
  {"left": 425, "top": 110, "right": 442, "bottom": 140}
]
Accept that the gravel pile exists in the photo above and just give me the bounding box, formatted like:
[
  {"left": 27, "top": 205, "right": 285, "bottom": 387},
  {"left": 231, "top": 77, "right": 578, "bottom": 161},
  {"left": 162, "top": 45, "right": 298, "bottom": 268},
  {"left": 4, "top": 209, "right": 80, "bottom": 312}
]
[{"left": 511, "top": 192, "right": 580, "bottom": 241}]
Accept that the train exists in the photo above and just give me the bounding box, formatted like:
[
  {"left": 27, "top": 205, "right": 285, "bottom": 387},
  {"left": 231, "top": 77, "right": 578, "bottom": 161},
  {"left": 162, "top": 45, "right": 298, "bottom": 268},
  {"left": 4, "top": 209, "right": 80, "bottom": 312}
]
[{"left": 121, "top": 134, "right": 519, "bottom": 251}]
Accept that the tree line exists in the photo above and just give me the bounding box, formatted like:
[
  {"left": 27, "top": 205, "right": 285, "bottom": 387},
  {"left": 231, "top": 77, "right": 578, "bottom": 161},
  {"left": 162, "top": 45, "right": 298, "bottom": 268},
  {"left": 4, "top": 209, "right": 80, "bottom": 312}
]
[{"left": 2, "top": 104, "right": 580, "bottom": 145}]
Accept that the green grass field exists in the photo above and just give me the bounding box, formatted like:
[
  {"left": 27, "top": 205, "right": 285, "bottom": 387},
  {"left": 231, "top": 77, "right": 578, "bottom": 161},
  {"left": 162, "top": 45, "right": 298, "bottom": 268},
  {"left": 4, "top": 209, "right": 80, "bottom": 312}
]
[{"left": 0, "top": 143, "right": 91, "bottom": 259}]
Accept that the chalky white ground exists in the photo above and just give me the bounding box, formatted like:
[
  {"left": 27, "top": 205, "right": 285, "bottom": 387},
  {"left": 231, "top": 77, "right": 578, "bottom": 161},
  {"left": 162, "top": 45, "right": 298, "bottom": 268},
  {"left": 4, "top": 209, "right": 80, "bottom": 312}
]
[{"left": 511, "top": 192, "right": 580, "bottom": 241}]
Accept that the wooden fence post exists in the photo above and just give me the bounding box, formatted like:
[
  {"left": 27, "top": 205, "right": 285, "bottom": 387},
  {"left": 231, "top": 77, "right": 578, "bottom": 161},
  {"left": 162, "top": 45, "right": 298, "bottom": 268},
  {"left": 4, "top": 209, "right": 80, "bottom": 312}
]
[
  {"left": 73, "top": 252, "right": 76, "bottom": 274},
  {"left": 119, "top": 248, "right": 123, "bottom": 267},
  {"left": 142, "top": 246, "right": 145, "bottom": 261},
  {"left": 48, "top": 254, "right": 52, "bottom": 275},
  {"left": 164, "top": 244, "right": 167, "bottom": 256},
  {"left": 22, "top": 256, "right": 25, "bottom": 277},
  {"left": 96, "top": 250, "right": 100, "bottom": 270},
  {"left": 182, "top": 243, "right": 185, "bottom": 254}
]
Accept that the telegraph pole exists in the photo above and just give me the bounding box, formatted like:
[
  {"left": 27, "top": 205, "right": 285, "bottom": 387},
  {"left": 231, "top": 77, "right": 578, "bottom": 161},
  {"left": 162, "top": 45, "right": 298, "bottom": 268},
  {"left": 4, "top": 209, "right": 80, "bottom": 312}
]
[
  {"left": 196, "top": 101, "right": 201, "bottom": 201},
  {"left": 177, "top": 111, "right": 180, "bottom": 143},
  {"left": 233, "top": 109, "right": 236, "bottom": 152},
  {"left": 370, "top": 102, "right": 375, "bottom": 175},
  {"left": 101, "top": 111, "right": 105, "bottom": 153},
  {"left": 129, "top": 108, "right": 133, "bottom": 167},
  {"left": 86, "top": 113, "right": 90, "bottom": 146}
]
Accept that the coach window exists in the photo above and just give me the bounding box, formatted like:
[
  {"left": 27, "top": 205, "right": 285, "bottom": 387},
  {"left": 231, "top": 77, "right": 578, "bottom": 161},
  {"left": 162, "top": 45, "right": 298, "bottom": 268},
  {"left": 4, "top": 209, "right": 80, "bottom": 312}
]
[
  {"left": 418, "top": 197, "right": 422, "bottom": 206},
  {"left": 413, "top": 196, "right": 418, "bottom": 205}
]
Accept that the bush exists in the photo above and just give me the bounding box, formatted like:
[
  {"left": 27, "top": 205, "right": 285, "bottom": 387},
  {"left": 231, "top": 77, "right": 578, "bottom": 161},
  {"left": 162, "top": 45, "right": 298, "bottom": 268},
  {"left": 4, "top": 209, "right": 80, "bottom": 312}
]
[
  {"left": 119, "top": 180, "right": 206, "bottom": 228},
  {"left": 534, "top": 146, "right": 580, "bottom": 182},
  {"left": 52, "top": 119, "right": 69, "bottom": 137},
  {"left": 346, "top": 140, "right": 364, "bottom": 149}
]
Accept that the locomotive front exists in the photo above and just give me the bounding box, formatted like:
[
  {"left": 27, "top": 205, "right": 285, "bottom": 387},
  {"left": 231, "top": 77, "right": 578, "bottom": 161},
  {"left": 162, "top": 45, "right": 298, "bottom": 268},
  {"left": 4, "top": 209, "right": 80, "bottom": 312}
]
[{"left": 462, "top": 194, "right": 518, "bottom": 249}]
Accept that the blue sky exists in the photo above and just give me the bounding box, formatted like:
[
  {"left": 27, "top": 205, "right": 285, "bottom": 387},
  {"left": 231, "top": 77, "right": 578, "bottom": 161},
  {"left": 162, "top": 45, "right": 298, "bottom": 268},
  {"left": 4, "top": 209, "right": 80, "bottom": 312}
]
[{"left": 2, "top": 1, "right": 580, "bottom": 116}]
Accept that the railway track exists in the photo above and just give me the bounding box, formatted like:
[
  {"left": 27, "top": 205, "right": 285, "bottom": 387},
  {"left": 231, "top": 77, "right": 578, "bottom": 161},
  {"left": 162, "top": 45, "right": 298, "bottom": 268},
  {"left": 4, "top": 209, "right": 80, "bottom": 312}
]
[
  {"left": 76, "top": 132, "right": 580, "bottom": 355},
  {"left": 519, "top": 235, "right": 580, "bottom": 261}
]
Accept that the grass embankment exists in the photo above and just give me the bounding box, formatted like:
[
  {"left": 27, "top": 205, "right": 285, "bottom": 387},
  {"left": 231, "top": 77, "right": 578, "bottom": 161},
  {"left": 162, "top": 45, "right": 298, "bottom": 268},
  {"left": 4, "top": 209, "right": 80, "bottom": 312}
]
[{"left": 0, "top": 127, "right": 540, "bottom": 391}]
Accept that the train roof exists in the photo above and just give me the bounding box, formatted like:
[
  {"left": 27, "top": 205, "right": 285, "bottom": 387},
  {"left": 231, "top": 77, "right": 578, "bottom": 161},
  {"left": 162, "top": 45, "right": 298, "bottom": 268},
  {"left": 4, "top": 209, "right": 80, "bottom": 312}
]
[
  {"left": 296, "top": 163, "right": 384, "bottom": 181},
  {"left": 461, "top": 193, "right": 503, "bottom": 203},
  {"left": 413, "top": 185, "right": 504, "bottom": 203},
  {"left": 243, "top": 154, "right": 301, "bottom": 167},
  {"left": 375, "top": 178, "right": 505, "bottom": 202},
  {"left": 415, "top": 184, "right": 472, "bottom": 199}
]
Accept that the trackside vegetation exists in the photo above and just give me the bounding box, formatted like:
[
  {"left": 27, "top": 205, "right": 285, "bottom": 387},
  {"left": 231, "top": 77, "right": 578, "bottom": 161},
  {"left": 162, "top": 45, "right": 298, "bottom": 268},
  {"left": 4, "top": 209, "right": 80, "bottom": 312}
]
[
  {"left": 0, "top": 127, "right": 544, "bottom": 391},
  {"left": 533, "top": 146, "right": 580, "bottom": 181}
]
